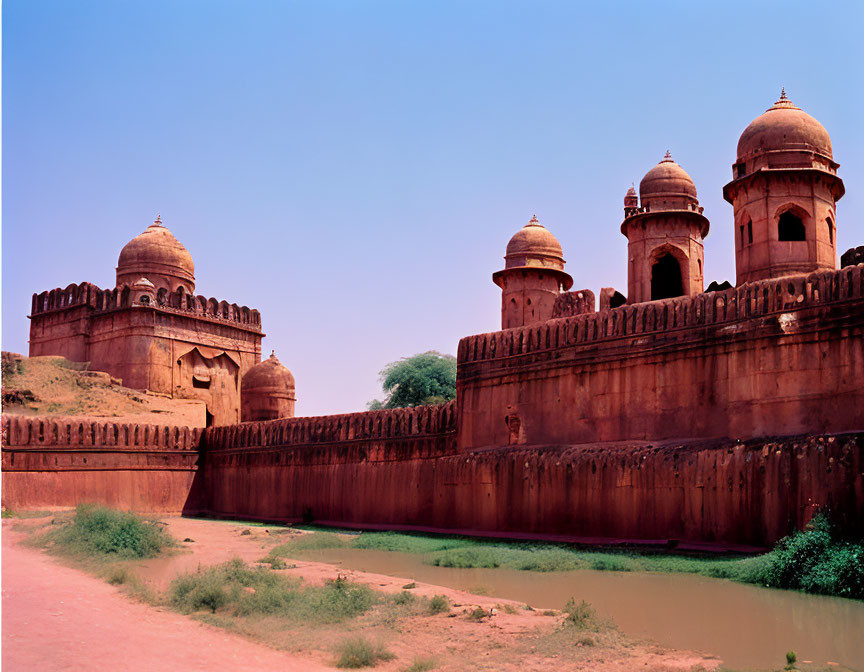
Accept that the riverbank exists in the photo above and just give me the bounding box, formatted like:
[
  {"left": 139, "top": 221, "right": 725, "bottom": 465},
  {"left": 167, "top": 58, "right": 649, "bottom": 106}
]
[{"left": 4, "top": 512, "right": 724, "bottom": 671}]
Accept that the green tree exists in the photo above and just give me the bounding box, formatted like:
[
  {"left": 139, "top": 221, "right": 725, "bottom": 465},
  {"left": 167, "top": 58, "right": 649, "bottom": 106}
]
[{"left": 367, "top": 351, "right": 456, "bottom": 409}]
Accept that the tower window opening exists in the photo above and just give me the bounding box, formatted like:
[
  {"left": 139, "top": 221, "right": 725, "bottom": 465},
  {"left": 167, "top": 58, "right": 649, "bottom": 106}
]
[
  {"left": 778, "top": 211, "right": 805, "bottom": 241},
  {"left": 650, "top": 253, "right": 684, "bottom": 301},
  {"left": 747, "top": 220, "right": 753, "bottom": 244},
  {"left": 827, "top": 218, "right": 834, "bottom": 244},
  {"left": 739, "top": 225, "right": 744, "bottom": 247}
]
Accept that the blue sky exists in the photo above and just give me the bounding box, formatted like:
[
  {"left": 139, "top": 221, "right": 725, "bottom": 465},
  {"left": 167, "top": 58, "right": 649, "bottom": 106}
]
[{"left": 3, "top": 0, "right": 863, "bottom": 416}]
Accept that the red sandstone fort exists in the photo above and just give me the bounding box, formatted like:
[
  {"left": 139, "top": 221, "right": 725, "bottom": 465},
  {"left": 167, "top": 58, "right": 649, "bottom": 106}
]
[{"left": 3, "top": 92, "right": 863, "bottom": 549}]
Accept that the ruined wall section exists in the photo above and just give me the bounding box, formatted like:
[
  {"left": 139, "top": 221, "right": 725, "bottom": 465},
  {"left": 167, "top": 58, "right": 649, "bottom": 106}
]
[
  {"left": 1, "top": 415, "right": 203, "bottom": 513},
  {"left": 457, "top": 264, "right": 864, "bottom": 450}
]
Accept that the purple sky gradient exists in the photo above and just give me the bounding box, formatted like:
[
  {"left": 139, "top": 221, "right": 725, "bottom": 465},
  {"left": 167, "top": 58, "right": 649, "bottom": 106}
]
[{"left": 3, "top": 0, "right": 863, "bottom": 416}]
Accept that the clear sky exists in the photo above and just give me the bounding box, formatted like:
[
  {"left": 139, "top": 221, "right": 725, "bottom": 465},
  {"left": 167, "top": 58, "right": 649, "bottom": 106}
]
[{"left": 3, "top": 0, "right": 863, "bottom": 416}]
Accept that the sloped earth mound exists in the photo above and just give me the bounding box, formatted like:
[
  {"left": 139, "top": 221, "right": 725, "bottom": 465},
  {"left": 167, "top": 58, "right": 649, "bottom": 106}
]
[{"left": 1, "top": 352, "right": 205, "bottom": 426}]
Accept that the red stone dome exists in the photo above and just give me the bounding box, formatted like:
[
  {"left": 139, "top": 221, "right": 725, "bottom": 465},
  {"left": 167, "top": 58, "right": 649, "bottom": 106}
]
[
  {"left": 639, "top": 152, "right": 698, "bottom": 202},
  {"left": 242, "top": 351, "right": 296, "bottom": 393},
  {"left": 116, "top": 216, "right": 195, "bottom": 292},
  {"left": 737, "top": 91, "right": 832, "bottom": 161},
  {"left": 504, "top": 215, "right": 565, "bottom": 269}
]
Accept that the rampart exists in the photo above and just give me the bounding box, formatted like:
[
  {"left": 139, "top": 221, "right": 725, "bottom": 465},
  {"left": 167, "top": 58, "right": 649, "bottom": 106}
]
[
  {"left": 457, "top": 265, "right": 864, "bottom": 450},
  {"left": 1, "top": 416, "right": 203, "bottom": 513}
]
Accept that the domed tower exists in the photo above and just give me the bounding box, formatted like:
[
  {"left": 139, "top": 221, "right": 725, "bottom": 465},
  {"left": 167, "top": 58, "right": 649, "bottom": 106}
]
[
  {"left": 492, "top": 215, "right": 573, "bottom": 329},
  {"left": 116, "top": 215, "right": 196, "bottom": 293},
  {"left": 241, "top": 351, "right": 296, "bottom": 422},
  {"left": 723, "top": 90, "right": 845, "bottom": 284},
  {"left": 620, "top": 152, "right": 709, "bottom": 303}
]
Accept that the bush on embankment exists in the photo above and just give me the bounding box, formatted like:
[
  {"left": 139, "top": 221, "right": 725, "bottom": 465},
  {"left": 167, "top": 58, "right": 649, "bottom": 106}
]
[
  {"left": 43, "top": 504, "right": 172, "bottom": 560},
  {"left": 169, "top": 558, "right": 378, "bottom": 622},
  {"left": 752, "top": 514, "right": 864, "bottom": 599},
  {"left": 272, "top": 515, "right": 863, "bottom": 600}
]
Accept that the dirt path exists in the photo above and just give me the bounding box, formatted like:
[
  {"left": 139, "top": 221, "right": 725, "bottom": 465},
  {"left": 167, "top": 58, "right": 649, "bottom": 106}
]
[{"left": 1, "top": 523, "right": 332, "bottom": 672}]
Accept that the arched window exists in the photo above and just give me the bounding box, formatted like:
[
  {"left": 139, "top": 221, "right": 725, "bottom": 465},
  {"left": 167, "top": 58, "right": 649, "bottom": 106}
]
[
  {"left": 778, "top": 211, "right": 805, "bottom": 241},
  {"left": 827, "top": 217, "right": 834, "bottom": 245},
  {"left": 747, "top": 220, "right": 753, "bottom": 244},
  {"left": 739, "top": 225, "right": 744, "bottom": 247},
  {"left": 651, "top": 253, "right": 683, "bottom": 301}
]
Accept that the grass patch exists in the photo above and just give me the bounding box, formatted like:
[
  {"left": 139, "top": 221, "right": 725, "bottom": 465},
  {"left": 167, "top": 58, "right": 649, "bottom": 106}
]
[
  {"left": 404, "top": 658, "right": 437, "bottom": 672},
  {"left": 266, "top": 530, "right": 352, "bottom": 558},
  {"left": 466, "top": 606, "right": 487, "bottom": 622},
  {"left": 334, "top": 636, "right": 396, "bottom": 668},
  {"left": 170, "top": 559, "right": 376, "bottom": 623},
  {"left": 38, "top": 504, "right": 172, "bottom": 560}
]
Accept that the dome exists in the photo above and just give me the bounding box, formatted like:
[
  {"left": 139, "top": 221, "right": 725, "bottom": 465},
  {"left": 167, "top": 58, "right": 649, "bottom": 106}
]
[
  {"left": 504, "top": 215, "right": 565, "bottom": 269},
  {"left": 242, "top": 351, "right": 296, "bottom": 394},
  {"left": 116, "top": 216, "right": 195, "bottom": 293},
  {"left": 639, "top": 152, "right": 698, "bottom": 204},
  {"left": 737, "top": 90, "right": 832, "bottom": 161}
]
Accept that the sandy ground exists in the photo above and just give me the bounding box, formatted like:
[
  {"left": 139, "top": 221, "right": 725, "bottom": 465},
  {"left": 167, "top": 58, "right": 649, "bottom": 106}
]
[
  {"left": 1, "top": 521, "right": 331, "bottom": 671},
  {"left": 2, "top": 516, "right": 721, "bottom": 671}
]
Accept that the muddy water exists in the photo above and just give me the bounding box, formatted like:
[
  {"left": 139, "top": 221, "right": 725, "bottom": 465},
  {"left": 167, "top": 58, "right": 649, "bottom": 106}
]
[{"left": 302, "top": 548, "right": 864, "bottom": 671}]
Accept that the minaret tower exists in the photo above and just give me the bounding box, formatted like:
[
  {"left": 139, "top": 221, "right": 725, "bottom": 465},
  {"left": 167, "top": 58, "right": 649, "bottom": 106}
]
[
  {"left": 723, "top": 90, "right": 844, "bottom": 284},
  {"left": 620, "top": 152, "right": 709, "bottom": 303},
  {"left": 493, "top": 215, "right": 573, "bottom": 329}
]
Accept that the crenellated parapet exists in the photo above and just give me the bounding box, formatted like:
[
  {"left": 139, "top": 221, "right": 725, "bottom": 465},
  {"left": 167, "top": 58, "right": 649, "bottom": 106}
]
[
  {"left": 1, "top": 415, "right": 202, "bottom": 452},
  {"left": 459, "top": 263, "right": 864, "bottom": 365},
  {"left": 204, "top": 400, "right": 457, "bottom": 451},
  {"left": 30, "top": 281, "right": 262, "bottom": 330},
  {"left": 1, "top": 415, "right": 204, "bottom": 513}
]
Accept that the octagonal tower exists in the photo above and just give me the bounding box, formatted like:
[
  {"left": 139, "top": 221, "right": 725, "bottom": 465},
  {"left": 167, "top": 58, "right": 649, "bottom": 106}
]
[
  {"left": 493, "top": 215, "right": 573, "bottom": 329},
  {"left": 723, "top": 90, "right": 845, "bottom": 284},
  {"left": 621, "top": 153, "right": 709, "bottom": 303}
]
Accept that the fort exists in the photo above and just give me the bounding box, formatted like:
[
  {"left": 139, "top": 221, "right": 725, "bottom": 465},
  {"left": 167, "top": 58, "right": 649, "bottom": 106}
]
[{"left": 3, "top": 91, "right": 863, "bottom": 549}]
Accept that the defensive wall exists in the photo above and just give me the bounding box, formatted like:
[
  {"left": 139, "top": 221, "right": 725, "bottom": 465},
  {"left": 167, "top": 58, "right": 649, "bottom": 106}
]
[
  {"left": 1, "top": 415, "right": 204, "bottom": 513},
  {"left": 457, "top": 265, "right": 864, "bottom": 449},
  {"left": 3, "top": 266, "right": 863, "bottom": 548}
]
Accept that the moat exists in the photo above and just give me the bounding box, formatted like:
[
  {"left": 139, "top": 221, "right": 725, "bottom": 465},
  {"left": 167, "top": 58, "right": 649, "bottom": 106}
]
[{"left": 301, "top": 547, "right": 864, "bottom": 671}]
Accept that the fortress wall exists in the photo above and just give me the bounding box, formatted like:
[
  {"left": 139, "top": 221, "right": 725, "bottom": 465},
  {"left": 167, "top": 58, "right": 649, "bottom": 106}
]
[
  {"left": 201, "top": 425, "right": 863, "bottom": 548},
  {"left": 1, "top": 416, "right": 204, "bottom": 513},
  {"left": 457, "top": 265, "right": 864, "bottom": 450}
]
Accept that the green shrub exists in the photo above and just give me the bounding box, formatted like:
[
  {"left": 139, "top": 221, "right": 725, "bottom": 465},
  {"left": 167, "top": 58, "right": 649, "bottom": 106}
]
[
  {"left": 334, "top": 636, "right": 395, "bottom": 668},
  {"left": 404, "top": 657, "right": 437, "bottom": 671},
  {"left": 393, "top": 590, "right": 415, "bottom": 605},
  {"left": 467, "top": 606, "right": 487, "bottom": 622},
  {"left": 429, "top": 594, "right": 450, "bottom": 614},
  {"left": 754, "top": 514, "right": 864, "bottom": 599},
  {"left": 562, "top": 599, "right": 599, "bottom": 630},
  {"left": 269, "top": 557, "right": 288, "bottom": 570},
  {"left": 785, "top": 650, "right": 797, "bottom": 669},
  {"left": 52, "top": 504, "right": 170, "bottom": 559}
]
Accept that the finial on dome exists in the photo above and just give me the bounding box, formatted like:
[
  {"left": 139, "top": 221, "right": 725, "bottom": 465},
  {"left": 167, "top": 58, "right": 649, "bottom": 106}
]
[
  {"left": 663, "top": 150, "right": 673, "bottom": 161},
  {"left": 271, "top": 349, "right": 275, "bottom": 357},
  {"left": 153, "top": 214, "right": 163, "bottom": 227},
  {"left": 780, "top": 86, "right": 787, "bottom": 100},
  {"left": 529, "top": 213, "right": 539, "bottom": 224}
]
